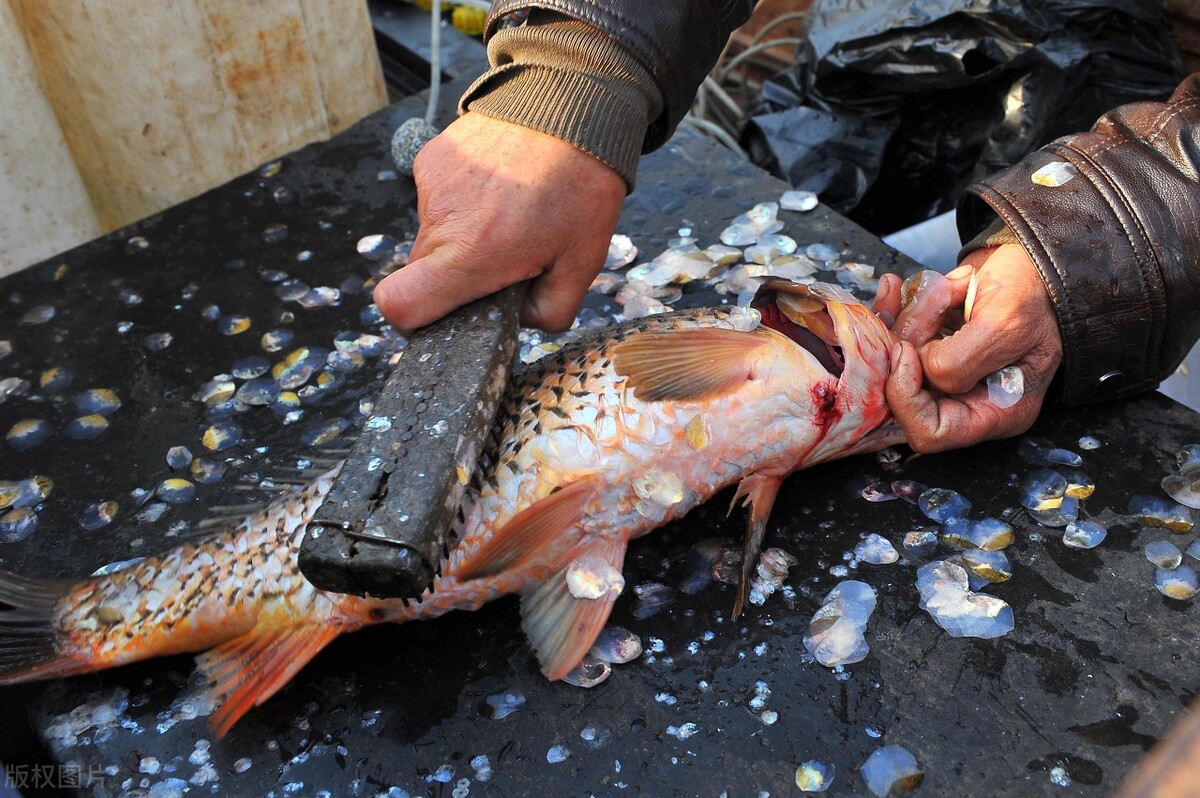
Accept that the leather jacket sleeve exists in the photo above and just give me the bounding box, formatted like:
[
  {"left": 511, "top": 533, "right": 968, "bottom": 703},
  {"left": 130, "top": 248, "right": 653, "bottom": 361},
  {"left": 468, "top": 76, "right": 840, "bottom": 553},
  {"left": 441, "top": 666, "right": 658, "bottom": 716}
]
[
  {"left": 957, "top": 73, "right": 1200, "bottom": 407},
  {"left": 460, "top": 1, "right": 755, "bottom": 189}
]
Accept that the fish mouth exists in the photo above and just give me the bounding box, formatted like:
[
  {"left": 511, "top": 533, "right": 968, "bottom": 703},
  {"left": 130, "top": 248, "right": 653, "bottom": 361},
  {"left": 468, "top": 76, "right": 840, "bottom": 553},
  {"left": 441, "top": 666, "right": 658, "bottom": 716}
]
[{"left": 752, "top": 278, "right": 846, "bottom": 377}]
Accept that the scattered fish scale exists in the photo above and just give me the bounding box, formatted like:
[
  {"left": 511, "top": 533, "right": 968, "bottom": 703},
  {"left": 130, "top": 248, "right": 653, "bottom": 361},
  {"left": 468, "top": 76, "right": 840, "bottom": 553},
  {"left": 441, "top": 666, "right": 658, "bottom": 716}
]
[
  {"left": 861, "top": 745, "right": 924, "bottom": 798},
  {"left": 916, "top": 561, "right": 1014, "bottom": 639},
  {"left": 803, "top": 580, "right": 877, "bottom": 667}
]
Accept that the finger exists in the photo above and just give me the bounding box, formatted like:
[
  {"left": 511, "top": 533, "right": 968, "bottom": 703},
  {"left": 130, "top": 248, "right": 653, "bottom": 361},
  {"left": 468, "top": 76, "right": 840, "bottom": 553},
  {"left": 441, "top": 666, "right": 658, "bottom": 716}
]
[
  {"left": 892, "top": 270, "right": 954, "bottom": 346},
  {"left": 888, "top": 342, "right": 1043, "bottom": 452},
  {"left": 373, "top": 244, "right": 529, "bottom": 331},
  {"left": 919, "top": 318, "right": 1035, "bottom": 395},
  {"left": 521, "top": 254, "right": 601, "bottom": 332},
  {"left": 871, "top": 273, "right": 902, "bottom": 326}
]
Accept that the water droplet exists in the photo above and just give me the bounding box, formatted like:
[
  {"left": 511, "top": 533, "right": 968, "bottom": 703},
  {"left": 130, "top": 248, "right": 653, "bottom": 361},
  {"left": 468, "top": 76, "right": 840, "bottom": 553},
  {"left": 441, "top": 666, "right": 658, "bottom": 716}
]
[
  {"left": 546, "top": 745, "right": 570, "bottom": 764},
  {"left": 125, "top": 236, "right": 150, "bottom": 253}
]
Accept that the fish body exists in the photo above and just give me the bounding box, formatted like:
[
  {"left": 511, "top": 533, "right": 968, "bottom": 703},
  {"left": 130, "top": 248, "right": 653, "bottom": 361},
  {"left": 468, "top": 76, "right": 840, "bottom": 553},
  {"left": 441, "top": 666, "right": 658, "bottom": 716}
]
[{"left": 0, "top": 281, "right": 902, "bottom": 736}]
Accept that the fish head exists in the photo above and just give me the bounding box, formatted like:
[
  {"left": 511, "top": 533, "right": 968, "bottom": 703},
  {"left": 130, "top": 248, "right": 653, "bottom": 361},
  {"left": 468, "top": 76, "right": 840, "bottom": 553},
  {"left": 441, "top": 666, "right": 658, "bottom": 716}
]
[{"left": 752, "top": 279, "right": 905, "bottom": 461}]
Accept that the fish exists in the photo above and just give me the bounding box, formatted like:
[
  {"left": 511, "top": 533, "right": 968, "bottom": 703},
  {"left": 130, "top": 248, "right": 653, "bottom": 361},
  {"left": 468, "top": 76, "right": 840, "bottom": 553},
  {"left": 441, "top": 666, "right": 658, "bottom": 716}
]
[{"left": 0, "top": 279, "right": 903, "bottom": 737}]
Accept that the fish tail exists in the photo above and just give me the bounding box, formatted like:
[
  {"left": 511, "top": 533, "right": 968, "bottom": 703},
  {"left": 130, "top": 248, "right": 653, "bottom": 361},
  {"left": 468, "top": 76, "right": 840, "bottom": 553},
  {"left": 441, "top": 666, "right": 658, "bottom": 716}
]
[{"left": 0, "top": 570, "right": 88, "bottom": 683}]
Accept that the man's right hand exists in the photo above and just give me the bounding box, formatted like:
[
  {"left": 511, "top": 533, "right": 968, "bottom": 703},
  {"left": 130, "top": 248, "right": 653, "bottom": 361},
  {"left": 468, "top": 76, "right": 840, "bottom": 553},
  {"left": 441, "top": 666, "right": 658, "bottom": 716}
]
[{"left": 373, "top": 112, "right": 626, "bottom": 333}]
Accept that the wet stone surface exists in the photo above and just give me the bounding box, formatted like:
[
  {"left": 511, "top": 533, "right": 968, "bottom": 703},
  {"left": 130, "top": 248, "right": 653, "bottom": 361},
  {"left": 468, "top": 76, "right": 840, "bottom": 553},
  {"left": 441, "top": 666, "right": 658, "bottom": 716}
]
[{"left": 0, "top": 84, "right": 1197, "bottom": 798}]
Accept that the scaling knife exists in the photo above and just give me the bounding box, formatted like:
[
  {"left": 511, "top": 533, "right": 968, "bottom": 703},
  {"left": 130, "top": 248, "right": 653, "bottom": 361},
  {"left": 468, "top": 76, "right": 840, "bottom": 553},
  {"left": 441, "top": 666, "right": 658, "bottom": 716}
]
[{"left": 298, "top": 283, "right": 523, "bottom": 598}]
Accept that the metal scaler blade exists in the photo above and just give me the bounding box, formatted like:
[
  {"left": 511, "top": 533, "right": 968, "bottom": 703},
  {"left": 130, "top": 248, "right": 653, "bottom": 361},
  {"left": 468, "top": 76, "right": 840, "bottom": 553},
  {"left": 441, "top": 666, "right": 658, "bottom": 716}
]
[{"left": 299, "top": 284, "right": 523, "bottom": 597}]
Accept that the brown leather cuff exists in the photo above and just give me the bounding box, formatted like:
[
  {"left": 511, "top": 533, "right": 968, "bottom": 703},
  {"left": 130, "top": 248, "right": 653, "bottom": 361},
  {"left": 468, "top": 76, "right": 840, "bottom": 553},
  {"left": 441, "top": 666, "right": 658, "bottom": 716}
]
[{"left": 958, "top": 145, "right": 1167, "bottom": 407}]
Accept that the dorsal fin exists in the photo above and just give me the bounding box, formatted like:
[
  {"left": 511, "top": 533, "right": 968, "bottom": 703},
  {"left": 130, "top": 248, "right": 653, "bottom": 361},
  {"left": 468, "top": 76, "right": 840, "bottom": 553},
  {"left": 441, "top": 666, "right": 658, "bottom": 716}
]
[
  {"left": 520, "top": 536, "right": 628, "bottom": 681},
  {"left": 452, "top": 478, "right": 596, "bottom": 581},
  {"left": 612, "top": 328, "right": 768, "bottom": 401}
]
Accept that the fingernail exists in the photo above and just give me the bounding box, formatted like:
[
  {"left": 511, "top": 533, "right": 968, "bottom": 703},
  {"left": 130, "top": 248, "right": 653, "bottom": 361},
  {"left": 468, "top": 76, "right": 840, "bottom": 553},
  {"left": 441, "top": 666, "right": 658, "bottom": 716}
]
[
  {"left": 876, "top": 278, "right": 891, "bottom": 303},
  {"left": 946, "top": 264, "right": 974, "bottom": 280},
  {"left": 890, "top": 342, "right": 903, "bottom": 370}
]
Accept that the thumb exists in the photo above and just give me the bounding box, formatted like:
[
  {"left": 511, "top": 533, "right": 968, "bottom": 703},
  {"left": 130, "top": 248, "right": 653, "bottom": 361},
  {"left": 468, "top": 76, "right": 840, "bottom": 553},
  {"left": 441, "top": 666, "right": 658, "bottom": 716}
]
[{"left": 372, "top": 244, "right": 519, "bottom": 331}]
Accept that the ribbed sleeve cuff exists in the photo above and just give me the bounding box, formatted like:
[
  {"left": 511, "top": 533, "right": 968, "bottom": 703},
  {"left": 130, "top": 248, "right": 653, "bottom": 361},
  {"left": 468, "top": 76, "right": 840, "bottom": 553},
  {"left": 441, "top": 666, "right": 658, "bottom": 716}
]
[{"left": 458, "top": 16, "right": 661, "bottom": 191}]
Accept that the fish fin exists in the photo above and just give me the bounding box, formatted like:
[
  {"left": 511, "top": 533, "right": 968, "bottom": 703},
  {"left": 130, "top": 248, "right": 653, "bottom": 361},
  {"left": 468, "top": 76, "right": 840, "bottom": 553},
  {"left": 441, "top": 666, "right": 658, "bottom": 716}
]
[
  {"left": 197, "top": 622, "right": 344, "bottom": 738},
  {"left": 612, "top": 328, "right": 767, "bottom": 401},
  {"left": 520, "top": 537, "right": 628, "bottom": 681},
  {"left": 453, "top": 478, "right": 595, "bottom": 581},
  {"left": 0, "top": 570, "right": 90, "bottom": 683},
  {"left": 730, "top": 473, "right": 784, "bottom": 618}
]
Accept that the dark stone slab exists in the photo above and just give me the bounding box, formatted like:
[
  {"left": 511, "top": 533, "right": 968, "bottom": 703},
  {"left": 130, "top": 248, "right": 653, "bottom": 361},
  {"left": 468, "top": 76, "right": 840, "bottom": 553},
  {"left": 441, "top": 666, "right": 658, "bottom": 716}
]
[{"left": 0, "top": 77, "right": 1195, "bottom": 798}]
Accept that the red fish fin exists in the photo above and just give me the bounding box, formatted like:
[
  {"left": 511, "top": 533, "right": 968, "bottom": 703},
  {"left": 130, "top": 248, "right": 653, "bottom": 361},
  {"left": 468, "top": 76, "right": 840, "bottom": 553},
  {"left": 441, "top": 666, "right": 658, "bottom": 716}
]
[
  {"left": 612, "top": 328, "right": 767, "bottom": 401},
  {"left": 197, "top": 622, "right": 343, "bottom": 738},
  {"left": 0, "top": 570, "right": 91, "bottom": 684},
  {"left": 519, "top": 537, "right": 628, "bottom": 681},
  {"left": 730, "top": 473, "right": 784, "bottom": 618},
  {"left": 453, "top": 478, "right": 596, "bottom": 581}
]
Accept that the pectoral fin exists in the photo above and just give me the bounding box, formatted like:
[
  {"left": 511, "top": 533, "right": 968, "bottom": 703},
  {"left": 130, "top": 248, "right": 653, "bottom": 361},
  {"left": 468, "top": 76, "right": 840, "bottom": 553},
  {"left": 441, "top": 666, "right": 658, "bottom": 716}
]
[
  {"left": 612, "top": 328, "right": 768, "bottom": 401},
  {"left": 520, "top": 537, "right": 628, "bottom": 681},
  {"left": 730, "top": 472, "right": 784, "bottom": 618},
  {"left": 452, "top": 478, "right": 596, "bottom": 581},
  {"left": 197, "top": 621, "right": 345, "bottom": 738}
]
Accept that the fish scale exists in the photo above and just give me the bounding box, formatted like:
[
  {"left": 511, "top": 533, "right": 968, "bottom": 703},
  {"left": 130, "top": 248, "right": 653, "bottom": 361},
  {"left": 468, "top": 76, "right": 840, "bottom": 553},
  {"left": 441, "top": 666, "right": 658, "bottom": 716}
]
[{"left": 0, "top": 282, "right": 903, "bottom": 736}]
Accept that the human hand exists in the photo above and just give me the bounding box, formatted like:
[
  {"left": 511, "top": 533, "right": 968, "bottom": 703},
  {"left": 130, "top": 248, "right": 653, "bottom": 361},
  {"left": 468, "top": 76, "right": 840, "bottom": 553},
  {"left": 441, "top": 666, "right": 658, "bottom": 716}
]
[
  {"left": 871, "top": 244, "right": 1063, "bottom": 453},
  {"left": 372, "top": 113, "right": 626, "bottom": 332}
]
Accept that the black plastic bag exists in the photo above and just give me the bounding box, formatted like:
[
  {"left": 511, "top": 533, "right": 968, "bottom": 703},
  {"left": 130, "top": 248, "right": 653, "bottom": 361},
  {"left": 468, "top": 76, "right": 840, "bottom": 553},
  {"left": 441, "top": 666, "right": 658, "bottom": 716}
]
[{"left": 742, "top": 0, "right": 1185, "bottom": 234}]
